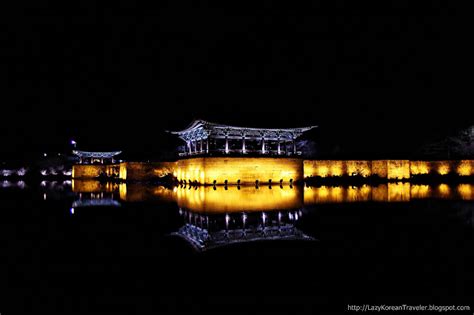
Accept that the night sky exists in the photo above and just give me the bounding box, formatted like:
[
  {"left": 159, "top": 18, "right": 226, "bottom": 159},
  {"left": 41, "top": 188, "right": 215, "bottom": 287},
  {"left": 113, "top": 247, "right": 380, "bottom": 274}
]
[{"left": 1, "top": 1, "right": 472, "bottom": 160}]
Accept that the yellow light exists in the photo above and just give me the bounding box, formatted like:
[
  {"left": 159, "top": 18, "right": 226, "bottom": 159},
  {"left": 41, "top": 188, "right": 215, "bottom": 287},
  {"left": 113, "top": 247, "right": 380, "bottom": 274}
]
[
  {"left": 317, "top": 166, "right": 329, "bottom": 178},
  {"left": 457, "top": 184, "right": 473, "bottom": 200},
  {"left": 410, "top": 184, "right": 431, "bottom": 199},
  {"left": 410, "top": 161, "right": 430, "bottom": 175},
  {"left": 437, "top": 164, "right": 450, "bottom": 175},
  {"left": 176, "top": 185, "right": 303, "bottom": 213},
  {"left": 388, "top": 182, "right": 410, "bottom": 202},
  {"left": 438, "top": 184, "right": 450, "bottom": 198},
  {"left": 457, "top": 161, "right": 472, "bottom": 176}
]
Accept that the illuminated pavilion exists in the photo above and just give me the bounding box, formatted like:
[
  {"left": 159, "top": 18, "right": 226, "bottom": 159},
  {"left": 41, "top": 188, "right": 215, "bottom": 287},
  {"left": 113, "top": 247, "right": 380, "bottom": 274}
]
[
  {"left": 169, "top": 120, "right": 317, "bottom": 157},
  {"left": 73, "top": 150, "right": 122, "bottom": 164}
]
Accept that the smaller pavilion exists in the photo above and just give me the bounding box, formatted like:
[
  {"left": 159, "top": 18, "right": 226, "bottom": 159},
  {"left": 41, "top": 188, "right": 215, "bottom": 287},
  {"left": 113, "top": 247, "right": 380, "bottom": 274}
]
[
  {"left": 169, "top": 120, "right": 317, "bottom": 157},
  {"left": 72, "top": 150, "right": 122, "bottom": 164}
]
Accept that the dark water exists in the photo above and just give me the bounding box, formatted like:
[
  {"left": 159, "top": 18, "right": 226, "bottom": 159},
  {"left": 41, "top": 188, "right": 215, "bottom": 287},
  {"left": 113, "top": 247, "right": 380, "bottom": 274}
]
[{"left": 1, "top": 180, "right": 473, "bottom": 313}]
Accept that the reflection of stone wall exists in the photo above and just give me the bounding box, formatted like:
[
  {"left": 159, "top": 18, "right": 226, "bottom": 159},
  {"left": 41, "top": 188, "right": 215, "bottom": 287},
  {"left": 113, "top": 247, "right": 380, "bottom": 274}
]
[
  {"left": 176, "top": 157, "right": 303, "bottom": 185},
  {"left": 72, "top": 179, "right": 119, "bottom": 193},
  {"left": 176, "top": 185, "right": 303, "bottom": 213}
]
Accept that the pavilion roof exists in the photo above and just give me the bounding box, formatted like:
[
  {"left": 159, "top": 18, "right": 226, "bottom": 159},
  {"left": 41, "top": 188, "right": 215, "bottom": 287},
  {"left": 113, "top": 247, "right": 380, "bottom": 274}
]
[
  {"left": 169, "top": 119, "right": 317, "bottom": 135},
  {"left": 72, "top": 150, "right": 122, "bottom": 158}
]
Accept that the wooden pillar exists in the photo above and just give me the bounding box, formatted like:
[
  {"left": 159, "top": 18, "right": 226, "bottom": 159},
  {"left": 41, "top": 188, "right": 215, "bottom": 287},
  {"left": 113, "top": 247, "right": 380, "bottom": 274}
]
[
  {"left": 242, "top": 136, "right": 246, "bottom": 154},
  {"left": 194, "top": 140, "right": 197, "bottom": 153},
  {"left": 200, "top": 139, "right": 203, "bottom": 153},
  {"left": 261, "top": 137, "right": 266, "bottom": 154},
  {"left": 277, "top": 137, "right": 281, "bottom": 155},
  {"left": 187, "top": 141, "right": 192, "bottom": 155},
  {"left": 293, "top": 138, "right": 297, "bottom": 154},
  {"left": 225, "top": 136, "right": 229, "bottom": 154},
  {"left": 206, "top": 138, "right": 209, "bottom": 153}
]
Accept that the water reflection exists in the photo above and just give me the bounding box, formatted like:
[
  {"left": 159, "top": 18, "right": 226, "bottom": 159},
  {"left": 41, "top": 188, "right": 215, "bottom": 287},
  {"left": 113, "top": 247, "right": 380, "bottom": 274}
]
[
  {"left": 72, "top": 192, "right": 121, "bottom": 208},
  {"left": 68, "top": 180, "right": 474, "bottom": 206},
  {"left": 173, "top": 208, "right": 314, "bottom": 251},
  {"left": 33, "top": 180, "right": 474, "bottom": 250},
  {"left": 304, "top": 183, "right": 474, "bottom": 204},
  {"left": 175, "top": 185, "right": 303, "bottom": 213},
  {"left": 0, "top": 180, "right": 27, "bottom": 189}
]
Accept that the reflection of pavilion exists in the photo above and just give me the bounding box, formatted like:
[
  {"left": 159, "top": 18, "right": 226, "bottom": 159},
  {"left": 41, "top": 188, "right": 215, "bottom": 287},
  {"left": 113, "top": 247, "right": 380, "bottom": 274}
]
[
  {"left": 170, "top": 185, "right": 313, "bottom": 251},
  {"left": 173, "top": 208, "right": 314, "bottom": 251},
  {"left": 71, "top": 192, "right": 121, "bottom": 208}
]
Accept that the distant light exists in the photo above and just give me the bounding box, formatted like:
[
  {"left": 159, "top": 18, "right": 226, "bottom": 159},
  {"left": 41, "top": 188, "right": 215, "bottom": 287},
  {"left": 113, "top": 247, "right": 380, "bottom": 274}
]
[
  {"left": 70, "top": 208, "right": 74, "bottom": 214},
  {"left": 43, "top": 193, "right": 47, "bottom": 201},
  {"left": 71, "top": 140, "right": 77, "bottom": 145},
  {"left": 44, "top": 153, "right": 47, "bottom": 157},
  {"left": 16, "top": 168, "right": 27, "bottom": 176}
]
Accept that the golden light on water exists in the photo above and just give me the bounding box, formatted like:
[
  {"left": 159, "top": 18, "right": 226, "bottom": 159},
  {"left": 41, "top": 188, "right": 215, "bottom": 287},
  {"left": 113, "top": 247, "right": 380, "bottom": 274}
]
[
  {"left": 387, "top": 182, "right": 411, "bottom": 202},
  {"left": 438, "top": 184, "right": 450, "bottom": 198},
  {"left": 457, "top": 184, "right": 473, "bottom": 200},
  {"left": 119, "top": 183, "right": 127, "bottom": 200},
  {"left": 410, "top": 184, "right": 431, "bottom": 199},
  {"left": 72, "top": 180, "right": 474, "bottom": 208},
  {"left": 175, "top": 185, "right": 303, "bottom": 213}
]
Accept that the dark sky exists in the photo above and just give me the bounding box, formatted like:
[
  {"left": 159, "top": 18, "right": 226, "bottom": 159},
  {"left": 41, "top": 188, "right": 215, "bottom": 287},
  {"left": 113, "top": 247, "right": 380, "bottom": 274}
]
[{"left": 1, "top": 1, "right": 472, "bottom": 160}]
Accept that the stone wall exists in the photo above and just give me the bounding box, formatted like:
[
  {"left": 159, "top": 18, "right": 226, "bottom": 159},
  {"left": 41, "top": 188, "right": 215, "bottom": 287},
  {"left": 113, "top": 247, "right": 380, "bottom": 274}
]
[
  {"left": 72, "top": 159, "right": 474, "bottom": 183},
  {"left": 175, "top": 157, "right": 303, "bottom": 185},
  {"left": 410, "top": 160, "right": 474, "bottom": 176},
  {"left": 118, "top": 162, "right": 176, "bottom": 181},
  {"left": 72, "top": 164, "right": 119, "bottom": 179}
]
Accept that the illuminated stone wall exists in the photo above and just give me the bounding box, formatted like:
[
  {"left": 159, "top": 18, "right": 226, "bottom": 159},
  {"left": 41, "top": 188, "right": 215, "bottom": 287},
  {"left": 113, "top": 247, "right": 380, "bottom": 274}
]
[
  {"left": 72, "top": 159, "right": 474, "bottom": 182},
  {"left": 304, "top": 160, "right": 375, "bottom": 178},
  {"left": 303, "top": 159, "right": 458, "bottom": 180},
  {"left": 387, "top": 160, "right": 410, "bottom": 180},
  {"left": 372, "top": 160, "right": 388, "bottom": 178},
  {"left": 175, "top": 157, "right": 303, "bottom": 185},
  {"left": 410, "top": 160, "right": 474, "bottom": 177},
  {"left": 72, "top": 164, "right": 119, "bottom": 179},
  {"left": 118, "top": 161, "right": 177, "bottom": 181}
]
